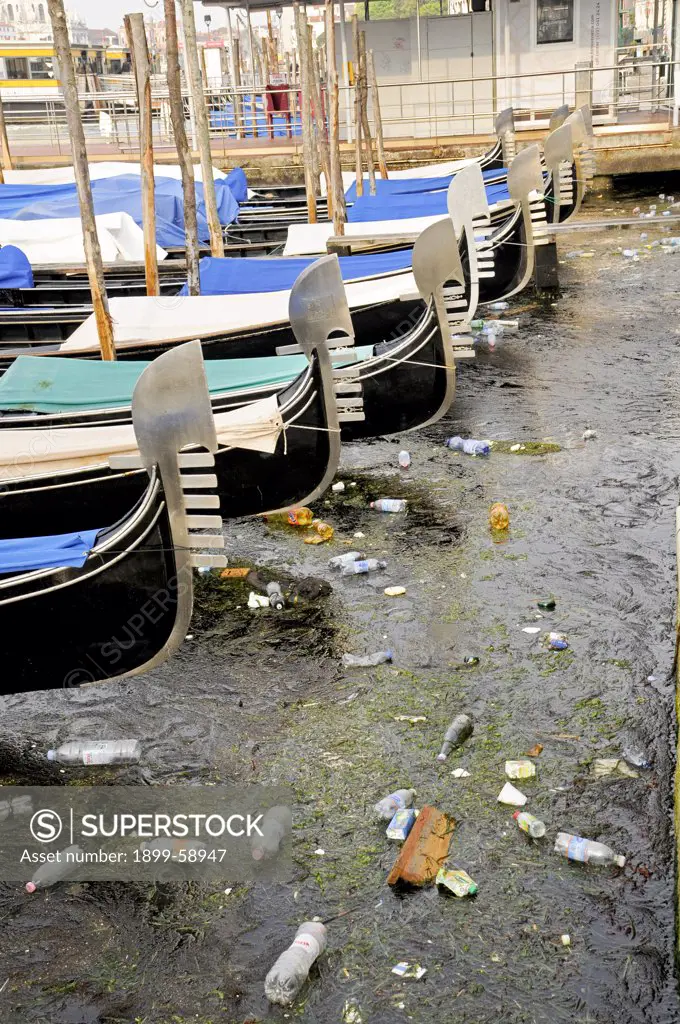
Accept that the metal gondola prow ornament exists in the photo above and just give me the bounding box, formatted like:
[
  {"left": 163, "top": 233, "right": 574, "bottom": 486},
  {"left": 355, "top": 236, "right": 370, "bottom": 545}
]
[
  {"left": 446, "top": 162, "right": 494, "bottom": 318},
  {"left": 549, "top": 104, "right": 569, "bottom": 131},
  {"left": 412, "top": 218, "right": 474, "bottom": 361},
  {"left": 495, "top": 106, "right": 517, "bottom": 166},
  {"left": 563, "top": 107, "right": 588, "bottom": 211},
  {"left": 543, "top": 122, "right": 575, "bottom": 223},
  {"left": 505, "top": 143, "right": 549, "bottom": 296}
]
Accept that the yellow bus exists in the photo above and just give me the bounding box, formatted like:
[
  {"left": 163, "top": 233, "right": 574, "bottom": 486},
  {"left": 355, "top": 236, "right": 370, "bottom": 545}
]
[{"left": 0, "top": 41, "right": 131, "bottom": 111}]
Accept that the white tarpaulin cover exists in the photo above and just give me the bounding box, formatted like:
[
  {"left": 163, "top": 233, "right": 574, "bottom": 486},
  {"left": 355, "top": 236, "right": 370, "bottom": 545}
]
[
  {"left": 60, "top": 272, "right": 418, "bottom": 352},
  {"left": 284, "top": 217, "right": 438, "bottom": 257},
  {"left": 3, "top": 162, "right": 227, "bottom": 186},
  {"left": 0, "top": 393, "right": 283, "bottom": 479},
  {"left": 0, "top": 212, "right": 167, "bottom": 265}
]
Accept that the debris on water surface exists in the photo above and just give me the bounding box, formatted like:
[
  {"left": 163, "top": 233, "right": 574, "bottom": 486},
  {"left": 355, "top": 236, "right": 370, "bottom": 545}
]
[
  {"left": 537, "top": 598, "right": 556, "bottom": 611},
  {"left": 342, "top": 650, "right": 393, "bottom": 668},
  {"left": 386, "top": 808, "right": 418, "bottom": 841},
  {"left": 526, "top": 744, "right": 544, "bottom": 757},
  {"left": 384, "top": 586, "right": 407, "bottom": 597},
  {"left": 386, "top": 806, "right": 454, "bottom": 887},
  {"left": 622, "top": 746, "right": 652, "bottom": 769},
  {"left": 505, "top": 759, "right": 536, "bottom": 780},
  {"left": 445, "top": 436, "right": 490, "bottom": 457},
  {"left": 547, "top": 632, "right": 569, "bottom": 650},
  {"left": 375, "top": 789, "right": 417, "bottom": 820},
  {"left": 436, "top": 866, "right": 478, "bottom": 897},
  {"left": 437, "top": 714, "right": 474, "bottom": 761},
  {"left": 463, "top": 656, "right": 480, "bottom": 667},
  {"left": 371, "top": 498, "right": 407, "bottom": 513},
  {"left": 332, "top": 482, "right": 345, "bottom": 493},
  {"left": 394, "top": 714, "right": 427, "bottom": 724},
  {"left": 343, "top": 1000, "right": 364, "bottom": 1023},
  {"left": 304, "top": 519, "right": 334, "bottom": 544},
  {"left": 522, "top": 626, "right": 541, "bottom": 634},
  {"left": 451, "top": 768, "right": 471, "bottom": 778},
  {"left": 392, "top": 962, "right": 427, "bottom": 980},
  {"left": 489, "top": 503, "right": 510, "bottom": 531},
  {"left": 561, "top": 934, "right": 571, "bottom": 947},
  {"left": 498, "top": 782, "right": 527, "bottom": 806},
  {"left": 264, "top": 920, "right": 327, "bottom": 1006},
  {"left": 592, "top": 758, "right": 639, "bottom": 779},
  {"left": 399, "top": 450, "right": 411, "bottom": 469},
  {"left": 513, "top": 811, "right": 546, "bottom": 838},
  {"left": 248, "top": 591, "right": 270, "bottom": 609},
  {"left": 582, "top": 428, "right": 597, "bottom": 440}
]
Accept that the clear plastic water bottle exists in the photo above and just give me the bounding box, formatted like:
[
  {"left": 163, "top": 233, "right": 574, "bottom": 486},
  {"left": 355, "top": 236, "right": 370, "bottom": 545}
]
[
  {"left": 266, "top": 582, "right": 285, "bottom": 610},
  {"left": 251, "top": 805, "right": 292, "bottom": 861},
  {"left": 341, "top": 559, "right": 388, "bottom": 576},
  {"left": 488, "top": 300, "right": 509, "bottom": 311},
  {"left": 554, "top": 832, "right": 625, "bottom": 867},
  {"left": 328, "top": 551, "right": 364, "bottom": 570},
  {"left": 264, "top": 920, "right": 328, "bottom": 1006},
  {"left": 436, "top": 714, "right": 474, "bottom": 761},
  {"left": 26, "top": 846, "right": 83, "bottom": 892},
  {"left": 342, "top": 650, "right": 393, "bottom": 668},
  {"left": 370, "top": 498, "right": 407, "bottom": 513},
  {"left": 374, "top": 787, "right": 416, "bottom": 820},
  {"left": 445, "top": 437, "right": 490, "bottom": 457},
  {"left": 47, "top": 740, "right": 142, "bottom": 765},
  {"left": 398, "top": 450, "right": 411, "bottom": 469},
  {"left": 513, "top": 810, "right": 546, "bottom": 838}
]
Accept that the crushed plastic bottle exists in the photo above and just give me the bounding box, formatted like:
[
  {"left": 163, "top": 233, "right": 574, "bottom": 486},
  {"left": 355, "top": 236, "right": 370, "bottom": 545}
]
[
  {"left": 248, "top": 591, "right": 270, "bottom": 609},
  {"left": 398, "top": 450, "right": 411, "bottom": 469},
  {"left": 488, "top": 502, "right": 510, "bottom": 530},
  {"left": 251, "top": 805, "right": 292, "bottom": 861},
  {"left": 266, "top": 582, "right": 286, "bottom": 611},
  {"left": 445, "top": 436, "right": 490, "bottom": 457},
  {"left": 622, "top": 746, "right": 651, "bottom": 769},
  {"left": 505, "top": 759, "right": 536, "bottom": 780},
  {"left": 554, "top": 832, "right": 625, "bottom": 867},
  {"left": 303, "top": 520, "right": 334, "bottom": 544},
  {"left": 370, "top": 498, "right": 407, "bottom": 513},
  {"left": 47, "top": 740, "right": 141, "bottom": 765},
  {"left": 436, "top": 866, "right": 478, "bottom": 897},
  {"left": 264, "top": 920, "right": 328, "bottom": 1006},
  {"left": 513, "top": 810, "right": 546, "bottom": 838},
  {"left": 386, "top": 808, "right": 417, "bottom": 841},
  {"left": 341, "top": 559, "right": 387, "bottom": 576},
  {"left": 265, "top": 508, "right": 314, "bottom": 527},
  {"left": 328, "top": 551, "right": 364, "bottom": 570},
  {"left": 26, "top": 846, "right": 83, "bottom": 891},
  {"left": 375, "top": 788, "right": 417, "bottom": 820},
  {"left": 343, "top": 650, "right": 393, "bottom": 668},
  {"left": 436, "top": 714, "right": 474, "bottom": 761}
]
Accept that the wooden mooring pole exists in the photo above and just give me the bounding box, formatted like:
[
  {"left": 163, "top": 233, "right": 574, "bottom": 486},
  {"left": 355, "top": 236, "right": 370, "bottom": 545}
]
[
  {"left": 293, "top": 3, "right": 317, "bottom": 223},
  {"left": 352, "top": 15, "right": 363, "bottom": 197},
  {"left": 47, "top": 0, "right": 115, "bottom": 360},
  {"left": 179, "top": 0, "right": 224, "bottom": 258},
  {"left": 367, "top": 48, "right": 388, "bottom": 179},
  {"left": 125, "top": 13, "right": 159, "bottom": 297},
  {"left": 307, "top": 23, "right": 332, "bottom": 215},
  {"left": 326, "top": 0, "right": 346, "bottom": 235},
  {"left": 0, "top": 94, "right": 12, "bottom": 182},
  {"left": 163, "top": 0, "right": 201, "bottom": 295},
  {"left": 358, "top": 29, "right": 375, "bottom": 195}
]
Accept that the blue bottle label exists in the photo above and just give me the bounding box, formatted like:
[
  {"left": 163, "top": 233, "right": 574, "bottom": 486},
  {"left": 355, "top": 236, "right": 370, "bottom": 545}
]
[
  {"left": 566, "top": 836, "right": 589, "bottom": 863},
  {"left": 354, "top": 560, "right": 369, "bottom": 572}
]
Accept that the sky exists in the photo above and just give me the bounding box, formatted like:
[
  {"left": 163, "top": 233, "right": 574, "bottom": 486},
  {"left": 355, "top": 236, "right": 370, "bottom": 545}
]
[{"left": 82, "top": 0, "right": 227, "bottom": 31}]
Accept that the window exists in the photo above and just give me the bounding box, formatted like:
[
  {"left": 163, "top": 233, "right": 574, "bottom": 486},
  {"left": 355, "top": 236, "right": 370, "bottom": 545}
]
[
  {"left": 6, "top": 3, "right": 13, "bottom": 20},
  {"left": 537, "top": 0, "right": 574, "bottom": 43},
  {"left": 37, "top": 2, "right": 44, "bottom": 20},
  {"left": 29, "top": 56, "right": 53, "bottom": 78},
  {"left": 6, "top": 56, "right": 28, "bottom": 78}
]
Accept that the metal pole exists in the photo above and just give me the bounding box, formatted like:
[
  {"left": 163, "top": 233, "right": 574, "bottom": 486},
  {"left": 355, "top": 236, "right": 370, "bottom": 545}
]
[
  {"left": 179, "top": 0, "right": 224, "bottom": 257},
  {"left": 338, "top": 0, "right": 352, "bottom": 142},
  {"left": 47, "top": 0, "right": 115, "bottom": 360}
]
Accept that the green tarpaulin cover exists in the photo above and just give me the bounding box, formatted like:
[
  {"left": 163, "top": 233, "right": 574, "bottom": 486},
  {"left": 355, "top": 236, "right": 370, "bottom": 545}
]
[{"left": 0, "top": 350, "right": 373, "bottom": 414}]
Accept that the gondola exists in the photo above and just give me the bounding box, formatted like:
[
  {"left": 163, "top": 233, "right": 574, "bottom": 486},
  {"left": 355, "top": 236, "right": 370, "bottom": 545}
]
[
  {"left": 0, "top": 340, "right": 228, "bottom": 694},
  {"left": 0, "top": 257, "right": 364, "bottom": 536}
]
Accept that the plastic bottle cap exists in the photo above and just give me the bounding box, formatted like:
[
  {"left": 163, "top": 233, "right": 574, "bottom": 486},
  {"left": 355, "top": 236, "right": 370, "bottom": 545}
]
[
  {"left": 615, "top": 855, "right": 626, "bottom": 867},
  {"left": 25, "top": 882, "right": 36, "bottom": 893},
  {"left": 46, "top": 750, "right": 56, "bottom": 761},
  {"left": 512, "top": 811, "right": 520, "bottom": 820}
]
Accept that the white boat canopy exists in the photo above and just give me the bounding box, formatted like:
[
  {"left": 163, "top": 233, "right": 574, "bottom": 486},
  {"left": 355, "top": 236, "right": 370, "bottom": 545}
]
[
  {"left": 0, "top": 212, "right": 168, "bottom": 265},
  {"left": 2, "top": 162, "right": 228, "bottom": 186}
]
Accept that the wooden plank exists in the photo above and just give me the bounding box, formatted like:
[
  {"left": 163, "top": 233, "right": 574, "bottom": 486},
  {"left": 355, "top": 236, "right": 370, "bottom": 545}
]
[
  {"left": 367, "top": 48, "right": 388, "bottom": 179},
  {"left": 47, "top": 0, "right": 115, "bottom": 361},
  {"left": 386, "top": 806, "right": 455, "bottom": 888},
  {"left": 326, "top": 232, "right": 418, "bottom": 254},
  {"left": 163, "top": 0, "right": 200, "bottom": 295},
  {"left": 179, "top": 0, "right": 224, "bottom": 258},
  {"left": 125, "top": 13, "right": 159, "bottom": 297}
]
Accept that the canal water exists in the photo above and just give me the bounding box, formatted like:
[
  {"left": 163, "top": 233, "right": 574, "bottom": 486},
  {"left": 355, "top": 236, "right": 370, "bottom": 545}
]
[{"left": 1, "top": 179, "right": 679, "bottom": 1023}]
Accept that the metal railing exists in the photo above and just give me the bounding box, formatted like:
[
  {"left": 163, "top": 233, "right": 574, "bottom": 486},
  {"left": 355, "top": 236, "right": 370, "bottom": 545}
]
[{"left": 1, "top": 58, "right": 677, "bottom": 154}]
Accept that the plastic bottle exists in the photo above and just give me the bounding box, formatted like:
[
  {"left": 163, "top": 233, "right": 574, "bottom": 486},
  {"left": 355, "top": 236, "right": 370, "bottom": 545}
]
[
  {"left": 445, "top": 436, "right": 490, "bottom": 457},
  {"left": 328, "top": 551, "right": 364, "bottom": 570},
  {"left": 341, "top": 559, "right": 387, "bottom": 576},
  {"left": 488, "top": 502, "right": 510, "bottom": 530},
  {"left": 251, "top": 805, "right": 292, "bottom": 861},
  {"left": 374, "top": 787, "right": 417, "bottom": 820},
  {"left": 303, "top": 520, "right": 334, "bottom": 544},
  {"left": 482, "top": 319, "right": 519, "bottom": 334},
  {"left": 266, "top": 582, "right": 285, "bottom": 611},
  {"left": 264, "top": 920, "right": 328, "bottom": 1006},
  {"left": 513, "top": 811, "right": 546, "bottom": 839},
  {"left": 370, "top": 498, "right": 407, "bottom": 513},
  {"left": 342, "top": 650, "right": 393, "bottom": 668},
  {"left": 436, "top": 714, "right": 474, "bottom": 761},
  {"left": 47, "top": 740, "right": 141, "bottom": 765},
  {"left": 26, "top": 846, "right": 83, "bottom": 891},
  {"left": 265, "top": 508, "right": 314, "bottom": 527},
  {"left": 488, "top": 300, "right": 509, "bottom": 311},
  {"left": 554, "top": 832, "right": 625, "bottom": 867},
  {"left": 398, "top": 451, "right": 411, "bottom": 469}
]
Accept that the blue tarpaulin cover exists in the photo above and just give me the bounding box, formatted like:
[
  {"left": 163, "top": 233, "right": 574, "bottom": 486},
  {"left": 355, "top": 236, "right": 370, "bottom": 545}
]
[
  {"left": 0, "top": 244, "right": 33, "bottom": 288},
  {"left": 347, "top": 178, "right": 512, "bottom": 223},
  {"left": 0, "top": 527, "right": 100, "bottom": 575},
  {"left": 0, "top": 175, "right": 241, "bottom": 248},
  {"left": 344, "top": 166, "right": 507, "bottom": 202},
  {"left": 224, "top": 167, "right": 248, "bottom": 203},
  {"left": 178, "top": 247, "right": 414, "bottom": 296}
]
